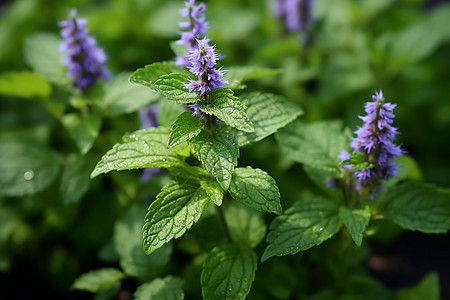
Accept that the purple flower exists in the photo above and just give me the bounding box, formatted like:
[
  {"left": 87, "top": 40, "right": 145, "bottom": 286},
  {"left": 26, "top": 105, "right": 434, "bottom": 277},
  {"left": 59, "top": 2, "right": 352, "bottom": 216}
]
[
  {"left": 176, "top": 0, "right": 209, "bottom": 66},
  {"left": 273, "top": 0, "right": 314, "bottom": 43},
  {"left": 59, "top": 9, "right": 111, "bottom": 91},
  {"left": 343, "top": 90, "right": 405, "bottom": 198}
]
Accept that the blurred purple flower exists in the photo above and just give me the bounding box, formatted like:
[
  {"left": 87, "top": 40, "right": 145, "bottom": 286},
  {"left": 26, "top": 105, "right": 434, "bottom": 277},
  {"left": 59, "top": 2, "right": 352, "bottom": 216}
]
[
  {"left": 273, "top": 0, "right": 314, "bottom": 43},
  {"left": 59, "top": 9, "right": 111, "bottom": 91}
]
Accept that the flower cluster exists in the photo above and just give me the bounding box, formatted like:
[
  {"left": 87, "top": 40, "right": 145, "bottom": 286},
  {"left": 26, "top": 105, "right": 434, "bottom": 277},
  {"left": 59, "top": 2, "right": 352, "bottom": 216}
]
[
  {"left": 273, "top": 0, "right": 314, "bottom": 43},
  {"left": 341, "top": 90, "right": 404, "bottom": 198},
  {"left": 176, "top": 0, "right": 209, "bottom": 66},
  {"left": 59, "top": 9, "right": 110, "bottom": 91}
]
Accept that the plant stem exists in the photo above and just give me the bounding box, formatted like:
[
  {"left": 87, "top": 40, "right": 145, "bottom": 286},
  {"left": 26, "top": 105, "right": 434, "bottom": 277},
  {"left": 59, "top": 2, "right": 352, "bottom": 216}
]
[{"left": 215, "top": 205, "right": 233, "bottom": 243}]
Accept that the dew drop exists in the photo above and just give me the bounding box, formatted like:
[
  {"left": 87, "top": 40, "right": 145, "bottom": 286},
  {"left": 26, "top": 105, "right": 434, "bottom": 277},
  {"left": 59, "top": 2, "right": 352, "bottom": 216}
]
[{"left": 24, "top": 170, "right": 34, "bottom": 181}]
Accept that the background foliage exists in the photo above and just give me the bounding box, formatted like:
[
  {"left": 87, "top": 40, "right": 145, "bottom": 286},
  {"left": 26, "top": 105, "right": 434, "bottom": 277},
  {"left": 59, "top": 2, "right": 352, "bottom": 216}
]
[{"left": 1, "top": 0, "right": 450, "bottom": 299}]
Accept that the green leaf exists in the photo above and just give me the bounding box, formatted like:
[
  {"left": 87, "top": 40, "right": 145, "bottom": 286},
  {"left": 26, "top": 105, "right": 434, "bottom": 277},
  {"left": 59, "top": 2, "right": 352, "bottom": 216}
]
[
  {"left": 200, "top": 180, "right": 224, "bottom": 206},
  {"left": 23, "top": 33, "right": 70, "bottom": 86},
  {"left": 382, "top": 181, "right": 450, "bottom": 233},
  {"left": 154, "top": 73, "right": 199, "bottom": 104},
  {"left": 397, "top": 272, "right": 440, "bottom": 300},
  {"left": 224, "top": 66, "right": 282, "bottom": 90},
  {"left": 158, "top": 100, "right": 186, "bottom": 128},
  {"left": 199, "top": 87, "right": 254, "bottom": 133},
  {"left": 224, "top": 202, "right": 267, "bottom": 248},
  {"left": 201, "top": 244, "right": 257, "bottom": 300},
  {"left": 101, "top": 72, "right": 161, "bottom": 117},
  {"left": 71, "top": 268, "right": 124, "bottom": 293},
  {"left": 262, "top": 195, "right": 342, "bottom": 261},
  {"left": 229, "top": 167, "right": 282, "bottom": 215},
  {"left": 60, "top": 153, "right": 93, "bottom": 205},
  {"left": 91, "top": 127, "right": 184, "bottom": 178},
  {"left": 170, "top": 41, "right": 188, "bottom": 56},
  {"left": 276, "top": 119, "right": 349, "bottom": 172},
  {"left": 114, "top": 205, "right": 173, "bottom": 280},
  {"left": 129, "top": 61, "right": 188, "bottom": 89},
  {"left": 0, "top": 71, "right": 51, "bottom": 98},
  {"left": 134, "top": 276, "right": 184, "bottom": 300},
  {"left": 0, "top": 137, "right": 60, "bottom": 197},
  {"left": 339, "top": 206, "right": 371, "bottom": 246},
  {"left": 62, "top": 112, "right": 102, "bottom": 155},
  {"left": 189, "top": 128, "right": 239, "bottom": 190},
  {"left": 168, "top": 111, "right": 204, "bottom": 148},
  {"left": 341, "top": 152, "right": 374, "bottom": 171},
  {"left": 143, "top": 180, "right": 210, "bottom": 254},
  {"left": 237, "top": 92, "right": 303, "bottom": 146}
]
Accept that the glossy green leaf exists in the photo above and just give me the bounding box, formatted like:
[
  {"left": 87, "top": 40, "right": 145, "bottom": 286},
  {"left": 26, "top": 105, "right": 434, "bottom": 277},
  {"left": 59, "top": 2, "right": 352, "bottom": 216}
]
[
  {"left": 224, "top": 202, "right": 267, "bottom": 248},
  {"left": 397, "top": 272, "right": 440, "bottom": 300},
  {"left": 60, "top": 153, "right": 93, "bottom": 205},
  {"left": 158, "top": 100, "right": 185, "bottom": 128},
  {"left": 276, "top": 119, "right": 349, "bottom": 172},
  {"left": 229, "top": 167, "right": 282, "bottom": 215},
  {"left": 71, "top": 268, "right": 124, "bottom": 293},
  {"left": 0, "top": 71, "right": 51, "bottom": 98},
  {"left": 114, "top": 205, "right": 173, "bottom": 280},
  {"left": 62, "top": 112, "right": 102, "bottom": 155},
  {"left": 91, "top": 127, "right": 184, "bottom": 178},
  {"left": 339, "top": 206, "right": 371, "bottom": 246},
  {"left": 101, "top": 72, "right": 161, "bottom": 117},
  {"left": 134, "top": 276, "right": 184, "bottom": 300},
  {"left": 237, "top": 92, "right": 303, "bottom": 146},
  {"left": 153, "top": 73, "right": 199, "bottom": 104},
  {"left": 201, "top": 244, "right": 257, "bottom": 300},
  {"left": 189, "top": 128, "right": 239, "bottom": 190},
  {"left": 200, "top": 180, "right": 224, "bottom": 206},
  {"left": 129, "top": 61, "right": 188, "bottom": 89},
  {"left": 199, "top": 87, "right": 253, "bottom": 133},
  {"left": 341, "top": 152, "right": 374, "bottom": 171},
  {"left": 23, "top": 33, "right": 70, "bottom": 86},
  {"left": 168, "top": 111, "right": 204, "bottom": 148},
  {"left": 0, "top": 137, "right": 60, "bottom": 197},
  {"left": 382, "top": 181, "right": 450, "bottom": 233},
  {"left": 143, "top": 180, "right": 210, "bottom": 254},
  {"left": 262, "top": 195, "right": 342, "bottom": 261}
]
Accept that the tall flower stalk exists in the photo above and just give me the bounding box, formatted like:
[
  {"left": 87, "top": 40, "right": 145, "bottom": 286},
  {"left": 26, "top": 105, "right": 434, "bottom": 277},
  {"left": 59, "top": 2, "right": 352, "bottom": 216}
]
[
  {"left": 59, "top": 9, "right": 111, "bottom": 91},
  {"left": 176, "top": 0, "right": 209, "bottom": 66},
  {"left": 341, "top": 90, "right": 404, "bottom": 199}
]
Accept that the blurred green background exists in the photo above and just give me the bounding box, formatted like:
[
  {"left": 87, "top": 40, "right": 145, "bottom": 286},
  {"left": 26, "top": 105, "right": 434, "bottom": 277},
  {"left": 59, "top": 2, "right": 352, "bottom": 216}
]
[{"left": 1, "top": 0, "right": 450, "bottom": 299}]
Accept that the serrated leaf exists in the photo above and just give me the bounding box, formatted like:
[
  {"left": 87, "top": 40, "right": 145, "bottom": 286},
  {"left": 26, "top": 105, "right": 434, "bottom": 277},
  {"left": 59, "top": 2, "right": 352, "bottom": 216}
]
[
  {"left": 189, "top": 128, "right": 239, "bottom": 190},
  {"left": 224, "top": 202, "right": 267, "bottom": 248},
  {"left": 200, "top": 180, "right": 224, "bottom": 206},
  {"left": 382, "top": 181, "right": 450, "bottom": 233},
  {"left": 62, "top": 112, "right": 101, "bottom": 155},
  {"left": 276, "top": 119, "right": 349, "bottom": 172},
  {"left": 168, "top": 111, "right": 204, "bottom": 148},
  {"left": 143, "top": 180, "right": 210, "bottom": 254},
  {"left": 262, "top": 195, "right": 342, "bottom": 261},
  {"left": 129, "top": 61, "right": 188, "bottom": 88},
  {"left": 158, "top": 100, "right": 186, "bottom": 127},
  {"left": 342, "top": 152, "right": 374, "bottom": 171},
  {"left": 0, "top": 71, "right": 51, "bottom": 98},
  {"left": 91, "top": 127, "right": 183, "bottom": 178},
  {"left": 71, "top": 268, "right": 124, "bottom": 293},
  {"left": 114, "top": 205, "right": 173, "bottom": 280},
  {"left": 199, "top": 87, "right": 253, "bottom": 133},
  {"left": 134, "top": 276, "right": 184, "bottom": 300},
  {"left": 0, "top": 137, "right": 60, "bottom": 197},
  {"left": 339, "top": 206, "right": 371, "bottom": 246},
  {"left": 224, "top": 66, "right": 282, "bottom": 90},
  {"left": 60, "top": 153, "right": 93, "bottom": 205},
  {"left": 229, "top": 167, "right": 282, "bottom": 215},
  {"left": 154, "top": 73, "right": 199, "bottom": 104},
  {"left": 397, "top": 272, "right": 440, "bottom": 300},
  {"left": 237, "top": 92, "right": 303, "bottom": 146},
  {"left": 23, "top": 33, "right": 70, "bottom": 86},
  {"left": 102, "top": 72, "right": 161, "bottom": 117},
  {"left": 201, "top": 244, "right": 257, "bottom": 300}
]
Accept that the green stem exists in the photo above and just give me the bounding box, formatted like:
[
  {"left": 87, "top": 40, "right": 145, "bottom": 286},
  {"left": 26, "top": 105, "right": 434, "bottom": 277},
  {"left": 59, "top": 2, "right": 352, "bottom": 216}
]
[{"left": 215, "top": 205, "right": 233, "bottom": 243}]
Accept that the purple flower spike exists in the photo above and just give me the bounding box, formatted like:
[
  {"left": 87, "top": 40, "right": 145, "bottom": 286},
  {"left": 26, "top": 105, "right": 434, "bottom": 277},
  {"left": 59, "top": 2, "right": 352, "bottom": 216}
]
[
  {"left": 343, "top": 90, "right": 405, "bottom": 198},
  {"left": 59, "top": 9, "right": 111, "bottom": 91},
  {"left": 273, "top": 0, "right": 314, "bottom": 44},
  {"left": 176, "top": 0, "right": 209, "bottom": 66}
]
